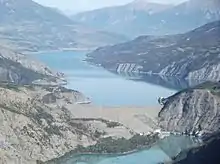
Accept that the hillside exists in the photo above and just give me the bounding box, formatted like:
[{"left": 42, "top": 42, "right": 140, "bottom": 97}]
[
  {"left": 72, "top": 0, "right": 220, "bottom": 38},
  {"left": 156, "top": 81, "right": 220, "bottom": 164},
  {"left": 0, "top": 0, "right": 127, "bottom": 52},
  {"left": 0, "top": 83, "right": 142, "bottom": 164},
  {"left": 158, "top": 81, "right": 220, "bottom": 139},
  {"left": 86, "top": 20, "right": 220, "bottom": 82},
  {"left": 0, "top": 45, "right": 66, "bottom": 85}
]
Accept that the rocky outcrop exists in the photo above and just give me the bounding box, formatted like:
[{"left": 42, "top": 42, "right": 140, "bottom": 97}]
[
  {"left": 0, "top": 84, "right": 134, "bottom": 164},
  {"left": 156, "top": 81, "right": 220, "bottom": 163},
  {"left": 87, "top": 21, "right": 220, "bottom": 82},
  {"left": 158, "top": 81, "right": 220, "bottom": 139}
]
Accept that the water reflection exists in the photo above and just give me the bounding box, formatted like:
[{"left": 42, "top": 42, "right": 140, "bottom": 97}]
[{"left": 111, "top": 71, "right": 207, "bottom": 91}]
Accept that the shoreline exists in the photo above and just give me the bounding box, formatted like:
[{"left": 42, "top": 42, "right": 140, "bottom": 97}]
[
  {"left": 44, "top": 133, "right": 160, "bottom": 164},
  {"left": 57, "top": 143, "right": 154, "bottom": 158},
  {"left": 23, "top": 47, "right": 96, "bottom": 55}
]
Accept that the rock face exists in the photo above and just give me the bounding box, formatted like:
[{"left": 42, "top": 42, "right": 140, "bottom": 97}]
[
  {"left": 72, "top": 0, "right": 220, "bottom": 37},
  {"left": 0, "top": 0, "right": 127, "bottom": 52},
  {"left": 0, "top": 45, "right": 65, "bottom": 84},
  {"left": 157, "top": 82, "right": 220, "bottom": 163},
  {"left": 87, "top": 21, "right": 220, "bottom": 82},
  {"left": 158, "top": 82, "right": 220, "bottom": 139},
  {"left": 0, "top": 84, "right": 134, "bottom": 164}
]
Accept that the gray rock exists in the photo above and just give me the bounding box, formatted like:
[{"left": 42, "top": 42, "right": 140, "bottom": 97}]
[{"left": 158, "top": 82, "right": 220, "bottom": 139}]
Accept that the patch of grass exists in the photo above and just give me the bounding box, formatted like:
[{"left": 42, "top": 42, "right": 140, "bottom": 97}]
[
  {"left": 72, "top": 118, "right": 122, "bottom": 128},
  {"left": 54, "top": 133, "right": 159, "bottom": 158},
  {"left": 0, "top": 83, "right": 21, "bottom": 91}
]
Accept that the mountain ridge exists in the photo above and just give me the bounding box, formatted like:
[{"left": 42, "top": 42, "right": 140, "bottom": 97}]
[
  {"left": 0, "top": 0, "right": 127, "bottom": 52},
  {"left": 86, "top": 20, "right": 220, "bottom": 82},
  {"left": 72, "top": 0, "right": 220, "bottom": 37}
]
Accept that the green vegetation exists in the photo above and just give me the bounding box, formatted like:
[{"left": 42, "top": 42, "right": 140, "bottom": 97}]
[
  {"left": 45, "top": 134, "right": 159, "bottom": 164},
  {"left": 0, "top": 83, "right": 21, "bottom": 91},
  {"left": 72, "top": 134, "right": 159, "bottom": 154},
  {"left": 72, "top": 118, "right": 122, "bottom": 128}
]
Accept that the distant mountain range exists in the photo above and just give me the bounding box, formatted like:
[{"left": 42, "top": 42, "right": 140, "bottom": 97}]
[
  {"left": 0, "top": 0, "right": 127, "bottom": 52},
  {"left": 86, "top": 20, "right": 220, "bottom": 82},
  {"left": 72, "top": 0, "right": 220, "bottom": 38}
]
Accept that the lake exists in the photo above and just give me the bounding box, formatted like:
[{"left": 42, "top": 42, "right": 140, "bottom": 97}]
[
  {"left": 32, "top": 51, "right": 197, "bottom": 164},
  {"left": 32, "top": 51, "right": 176, "bottom": 106}
]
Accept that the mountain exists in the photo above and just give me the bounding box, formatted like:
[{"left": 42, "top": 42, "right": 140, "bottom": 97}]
[
  {"left": 72, "top": 0, "right": 220, "bottom": 38},
  {"left": 0, "top": 0, "right": 127, "bottom": 52},
  {"left": 71, "top": 0, "right": 173, "bottom": 38},
  {"left": 86, "top": 20, "right": 220, "bottom": 82},
  {"left": 158, "top": 81, "right": 220, "bottom": 163}
]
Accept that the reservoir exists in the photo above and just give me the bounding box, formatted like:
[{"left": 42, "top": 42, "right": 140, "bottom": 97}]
[{"left": 32, "top": 51, "right": 176, "bottom": 106}]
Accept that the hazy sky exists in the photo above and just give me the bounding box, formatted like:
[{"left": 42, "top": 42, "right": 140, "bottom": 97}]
[{"left": 34, "top": 0, "right": 188, "bottom": 13}]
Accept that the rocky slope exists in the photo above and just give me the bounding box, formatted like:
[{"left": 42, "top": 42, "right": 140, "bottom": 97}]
[
  {"left": 0, "top": 0, "right": 127, "bottom": 52},
  {"left": 0, "top": 45, "right": 65, "bottom": 85},
  {"left": 72, "top": 0, "right": 220, "bottom": 37},
  {"left": 0, "top": 83, "right": 136, "bottom": 164},
  {"left": 87, "top": 20, "right": 220, "bottom": 82},
  {"left": 156, "top": 81, "right": 220, "bottom": 163},
  {"left": 158, "top": 81, "right": 220, "bottom": 139}
]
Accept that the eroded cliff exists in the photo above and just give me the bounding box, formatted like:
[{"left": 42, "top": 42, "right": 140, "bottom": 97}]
[{"left": 158, "top": 81, "right": 220, "bottom": 139}]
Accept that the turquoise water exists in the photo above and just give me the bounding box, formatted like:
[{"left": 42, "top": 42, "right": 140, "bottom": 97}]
[
  {"left": 64, "top": 148, "right": 170, "bottom": 164},
  {"left": 32, "top": 51, "right": 176, "bottom": 106},
  {"left": 48, "top": 135, "right": 199, "bottom": 164}
]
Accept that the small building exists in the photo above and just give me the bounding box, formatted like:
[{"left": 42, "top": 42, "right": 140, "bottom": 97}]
[{"left": 154, "top": 129, "right": 162, "bottom": 134}]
